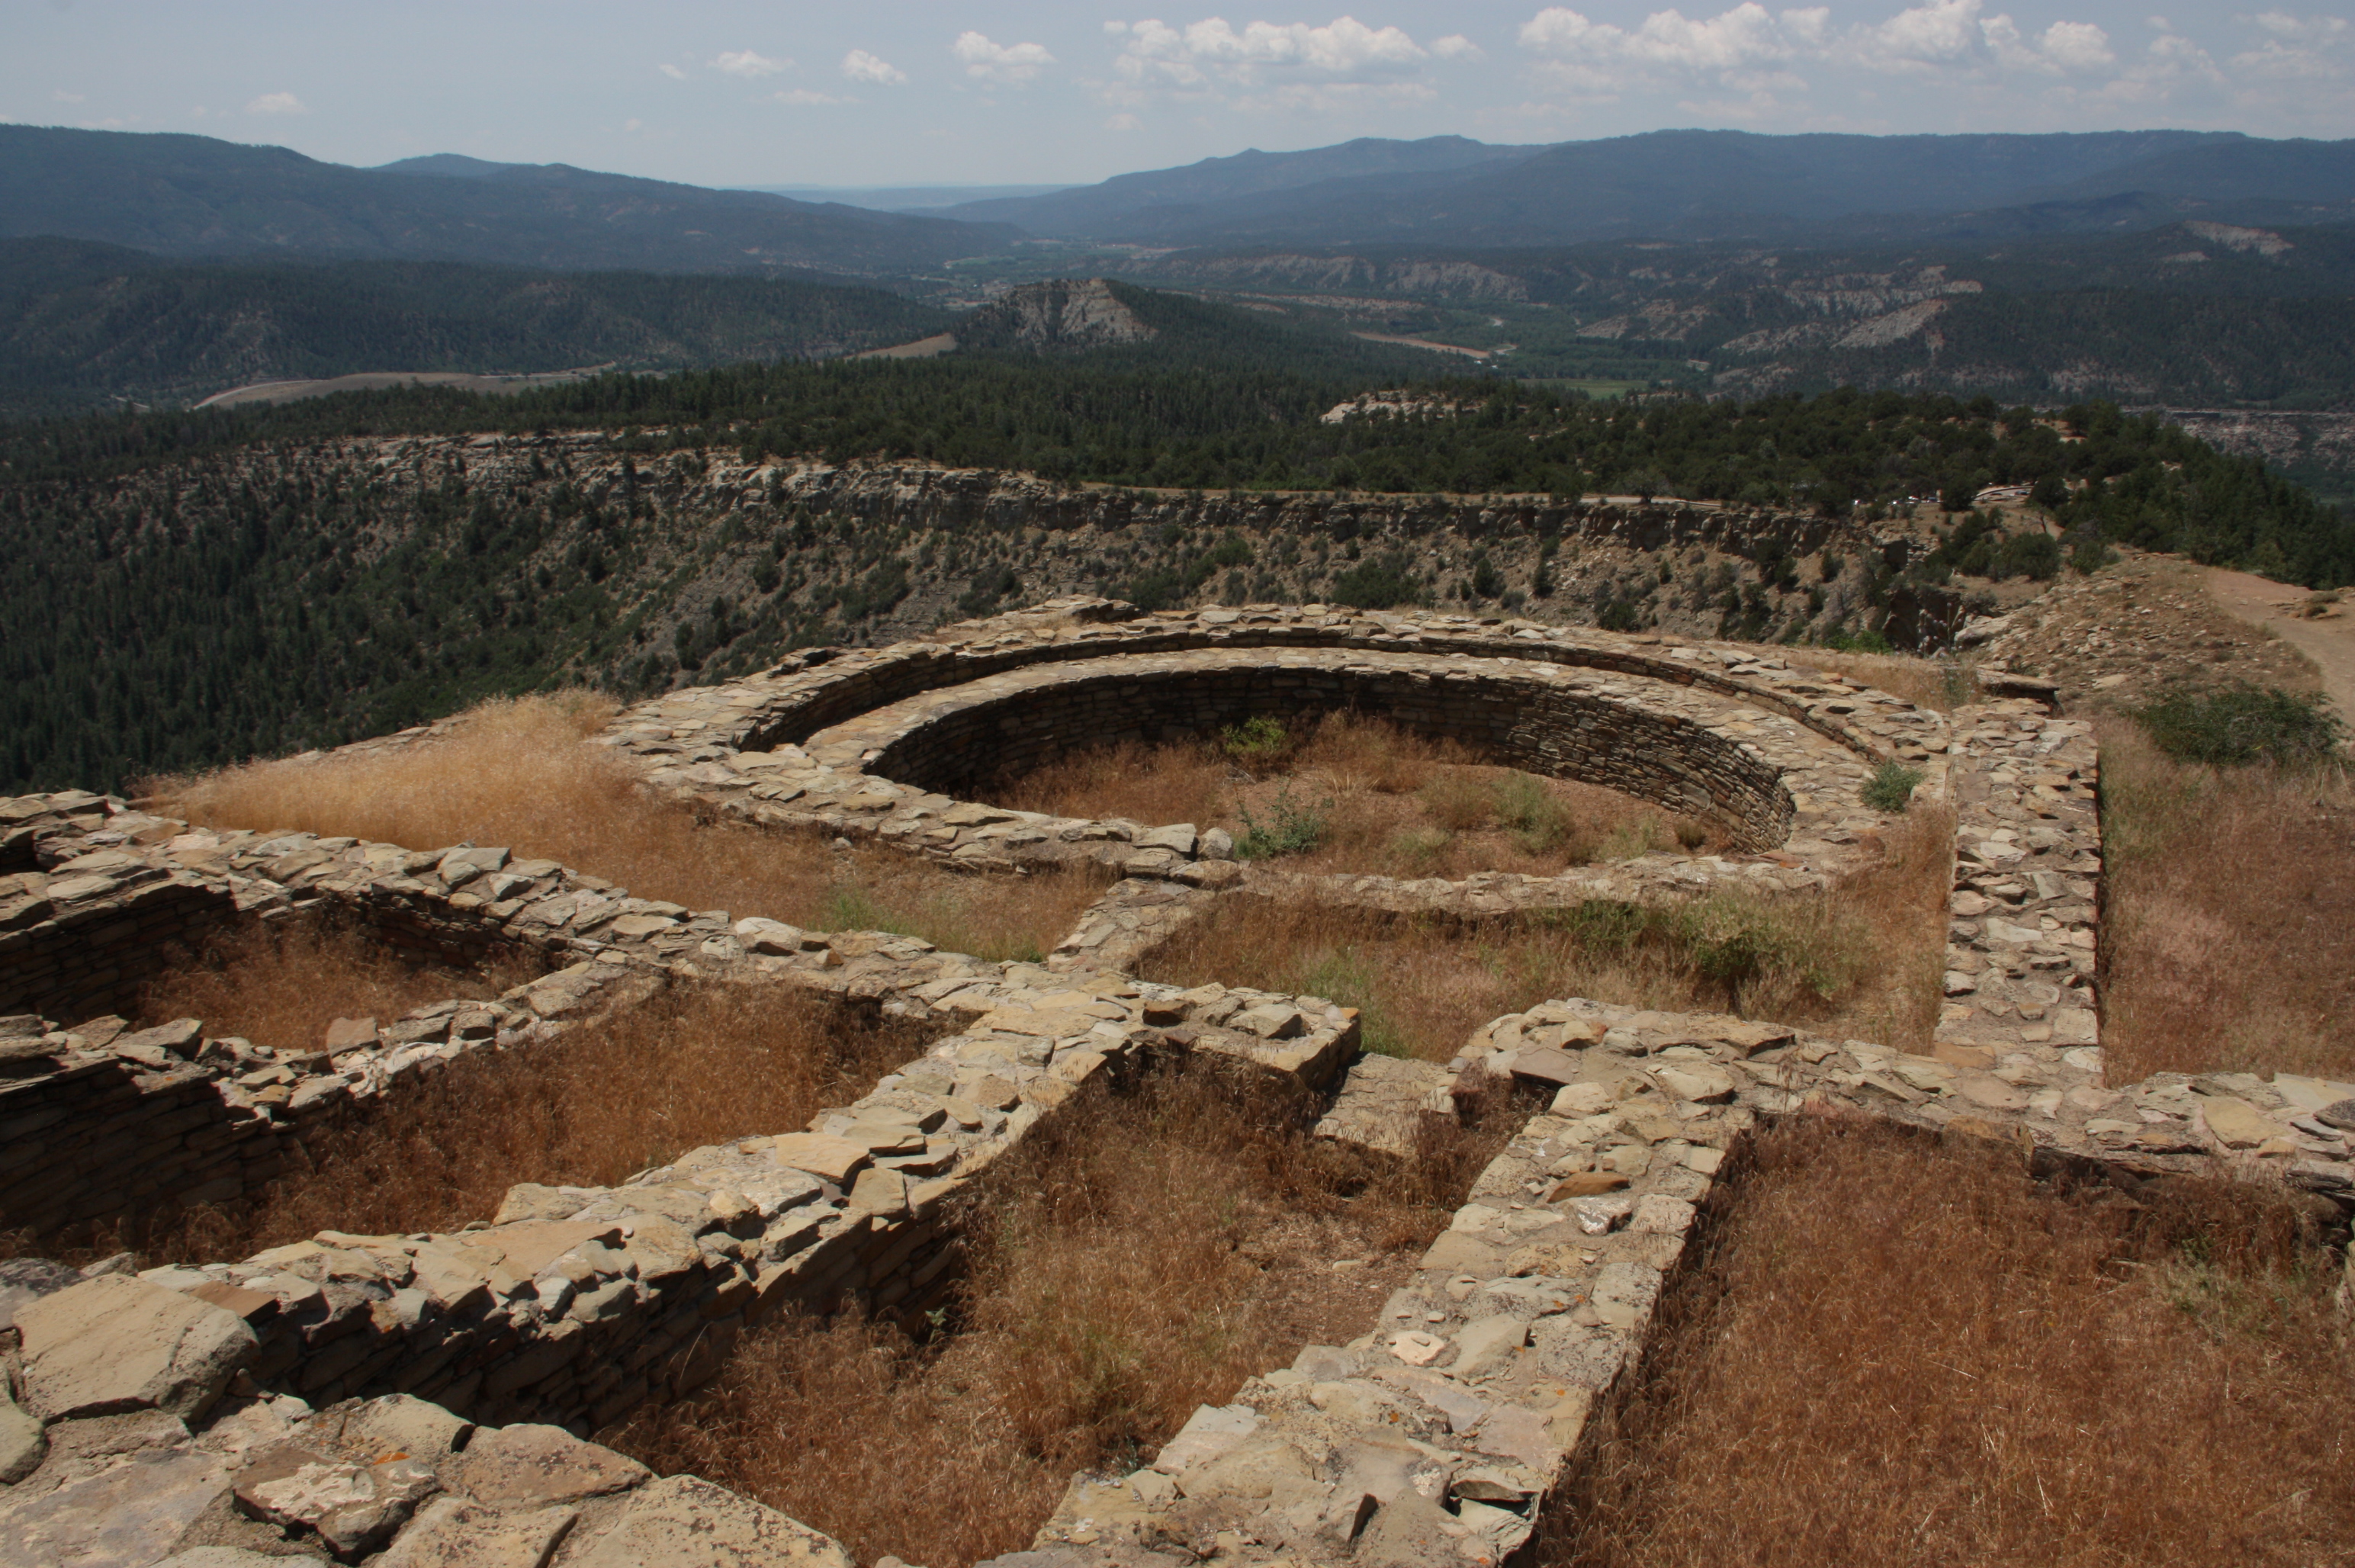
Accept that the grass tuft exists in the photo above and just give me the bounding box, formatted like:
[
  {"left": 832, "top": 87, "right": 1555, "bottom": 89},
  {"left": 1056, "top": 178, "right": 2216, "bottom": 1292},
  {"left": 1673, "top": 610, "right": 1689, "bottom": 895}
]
[
  {"left": 1232, "top": 785, "right": 1332, "bottom": 860},
  {"left": 1860, "top": 758, "right": 1925, "bottom": 812}
]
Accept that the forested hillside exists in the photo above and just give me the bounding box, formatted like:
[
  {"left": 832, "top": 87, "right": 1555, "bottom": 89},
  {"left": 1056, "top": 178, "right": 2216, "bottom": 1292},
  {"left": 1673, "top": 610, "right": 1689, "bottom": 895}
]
[
  {"left": 3, "top": 372, "right": 2347, "bottom": 792},
  {"left": 0, "top": 125, "right": 1016, "bottom": 274},
  {"left": 11, "top": 368, "right": 2337, "bottom": 581},
  {"left": 0, "top": 240, "right": 957, "bottom": 417}
]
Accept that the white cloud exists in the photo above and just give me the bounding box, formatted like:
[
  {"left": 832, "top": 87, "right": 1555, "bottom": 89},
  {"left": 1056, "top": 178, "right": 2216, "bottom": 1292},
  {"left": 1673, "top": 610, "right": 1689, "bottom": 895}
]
[
  {"left": 2037, "top": 21, "right": 2116, "bottom": 71},
  {"left": 1519, "top": 4, "right": 1827, "bottom": 94},
  {"left": 714, "top": 50, "right": 786, "bottom": 78},
  {"left": 624, "top": 117, "right": 644, "bottom": 132},
  {"left": 1497, "top": 1, "right": 2350, "bottom": 127},
  {"left": 1106, "top": 111, "right": 1144, "bottom": 129},
  {"left": 1114, "top": 16, "right": 1435, "bottom": 87},
  {"left": 1519, "top": 1, "right": 2125, "bottom": 92},
  {"left": 2228, "top": 10, "right": 2353, "bottom": 81},
  {"left": 51, "top": 88, "right": 84, "bottom": 103},
  {"left": 243, "top": 92, "right": 306, "bottom": 114},
  {"left": 954, "top": 31, "right": 1057, "bottom": 82},
  {"left": 1431, "top": 34, "right": 1484, "bottom": 59},
  {"left": 773, "top": 88, "right": 852, "bottom": 106},
  {"left": 658, "top": 63, "right": 687, "bottom": 80},
  {"left": 843, "top": 49, "right": 908, "bottom": 85}
]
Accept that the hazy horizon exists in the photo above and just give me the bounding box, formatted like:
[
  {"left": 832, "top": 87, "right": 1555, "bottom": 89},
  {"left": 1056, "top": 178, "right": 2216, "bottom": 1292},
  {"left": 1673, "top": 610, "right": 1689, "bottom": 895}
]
[{"left": 5, "top": 2, "right": 2348, "bottom": 189}]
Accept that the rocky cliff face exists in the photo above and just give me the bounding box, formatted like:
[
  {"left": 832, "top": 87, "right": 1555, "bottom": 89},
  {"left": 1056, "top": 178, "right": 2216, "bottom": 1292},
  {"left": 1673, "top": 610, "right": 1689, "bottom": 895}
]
[{"left": 953, "top": 278, "right": 1157, "bottom": 352}]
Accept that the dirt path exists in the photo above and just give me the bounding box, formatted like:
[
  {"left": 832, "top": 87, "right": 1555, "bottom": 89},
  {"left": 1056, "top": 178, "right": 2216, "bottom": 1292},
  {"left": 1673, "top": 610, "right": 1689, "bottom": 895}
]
[{"left": 2202, "top": 566, "right": 2355, "bottom": 725}]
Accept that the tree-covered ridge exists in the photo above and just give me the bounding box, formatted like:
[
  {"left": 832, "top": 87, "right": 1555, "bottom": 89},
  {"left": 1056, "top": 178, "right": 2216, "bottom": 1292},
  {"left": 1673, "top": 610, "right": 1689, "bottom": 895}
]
[
  {"left": 8, "top": 371, "right": 2347, "bottom": 586},
  {"left": 0, "top": 239, "right": 956, "bottom": 418},
  {"left": 5, "top": 381, "right": 2347, "bottom": 793}
]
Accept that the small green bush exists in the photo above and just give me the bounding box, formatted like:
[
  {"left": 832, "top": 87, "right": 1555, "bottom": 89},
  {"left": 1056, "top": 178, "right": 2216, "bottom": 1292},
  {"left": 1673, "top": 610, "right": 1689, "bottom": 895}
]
[
  {"left": 1218, "top": 714, "right": 1289, "bottom": 765},
  {"left": 1331, "top": 551, "right": 1421, "bottom": 610},
  {"left": 1490, "top": 771, "right": 1576, "bottom": 854},
  {"left": 1862, "top": 760, "right": 1925, "bottom": 812},
  {"left": 1233, "top": 786, "right": 1332, "bottom": 860},
  {"left": 2136, "top": 685, "right": 2347, "bottom": 768}
]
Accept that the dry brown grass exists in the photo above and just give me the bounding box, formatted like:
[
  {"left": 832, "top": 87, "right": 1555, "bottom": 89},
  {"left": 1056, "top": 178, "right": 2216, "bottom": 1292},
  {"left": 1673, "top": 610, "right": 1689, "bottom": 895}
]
[
  {"left": 133, "top": 919, "right": 542, "bottom": 1052},
  {"left": 147, "top": 695, "right": 1107, "bottom": 963},
  {"left": 133, "top": 982, "right": 933, "bottom": 1265},
  {"left": 1544, "top": 1113, "right": 2353, "bottom": 1568},
  {"left": 996, "top": 713, "right": 1718, "bottom": 879},
  {"left": 1140, "top": 805, "right": 1952, "bottom": 1060},
  {"left": 2097, "top": 715, "right": 2355, "bottom": 1083},
  {"left": 1787, "top": 648, "right": 1977, "bottom": 712},
  {"left": 606, "top": 1065, "right": 1522, "bottom": 1568}
]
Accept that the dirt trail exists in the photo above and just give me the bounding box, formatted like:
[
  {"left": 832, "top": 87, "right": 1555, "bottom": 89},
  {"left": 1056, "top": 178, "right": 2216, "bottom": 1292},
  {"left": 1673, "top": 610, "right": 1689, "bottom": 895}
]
[{"left": 2203, "top": 566, "right": 2355, "bottom": 725}]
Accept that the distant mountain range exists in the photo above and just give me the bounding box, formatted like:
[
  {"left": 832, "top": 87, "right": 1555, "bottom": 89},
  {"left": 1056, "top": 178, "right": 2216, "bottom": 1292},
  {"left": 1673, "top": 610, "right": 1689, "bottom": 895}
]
[
  {"left": 0, "top": 126, "right": 1018, "bottom": 275},
  {"left": 953, "top": 130, "right": 2355, "bottom": 247},
  {"left": 14, "top": 122, "right": 2355, "bottom": 414}
]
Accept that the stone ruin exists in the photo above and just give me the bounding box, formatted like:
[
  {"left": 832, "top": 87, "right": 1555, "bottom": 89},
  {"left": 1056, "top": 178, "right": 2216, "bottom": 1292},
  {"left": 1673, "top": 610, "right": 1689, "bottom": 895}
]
[{"left": 2, "top": 599, "right": 2348, "bottom": 1568}]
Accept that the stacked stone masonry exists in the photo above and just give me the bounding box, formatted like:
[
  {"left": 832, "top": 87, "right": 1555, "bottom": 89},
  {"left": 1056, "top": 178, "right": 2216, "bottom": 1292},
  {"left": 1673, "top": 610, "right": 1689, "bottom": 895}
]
[
  {"left": 3, "top": 600, "right": 2351, "bottom": 1568},
  {"left": 598, "top": 601, "right": 1951, "bottom": 912}
]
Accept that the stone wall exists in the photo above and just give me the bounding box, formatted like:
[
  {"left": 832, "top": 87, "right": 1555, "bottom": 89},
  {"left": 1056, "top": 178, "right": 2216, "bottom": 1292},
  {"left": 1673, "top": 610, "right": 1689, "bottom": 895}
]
[
  {"left": 990, "top": 990, "right": 2355, "bottom": 1568},
  {"left": 0, "top": 792, "right": 1367, "bottom": 1446},
  {"left": 603, "top": 604, "right": 1945, "bottom": 908},
  {"left": 10, "top": 599, "right": 2353, "bottom": 1568},
  {"left": 865, "top": 655, "right": 1796, "bottom": 849},
  {"left": 0, "top": 865, "right": 235, "bottom": 1027}
]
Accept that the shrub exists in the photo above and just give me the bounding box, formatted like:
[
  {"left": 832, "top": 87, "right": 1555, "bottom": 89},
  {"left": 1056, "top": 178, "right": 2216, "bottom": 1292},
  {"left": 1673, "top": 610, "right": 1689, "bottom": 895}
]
[
  {"left": 2136, "top": 685, "right": 2347, "bottom": 769},
  {"left": 2067, "top": 530, "right": 2116, "bottom": 576},
  {"left": 1330, "top": 551, "right": 1420, "bottom": 610},
  {"left": 1232, "top": 786, "right": 1331, "bottom": 860},
  {"left": 1491, "top": 771, "right": 1576, "bottom": 854},
  {"left": 1994, "top": 532, "right": 2062, "bottom": 581},
  {"left": 1217, "top": 714, "right": 1290, "bottom": 766},
  {"left": 1862, "top": 759, "right": 1926, "bottom": 812}
]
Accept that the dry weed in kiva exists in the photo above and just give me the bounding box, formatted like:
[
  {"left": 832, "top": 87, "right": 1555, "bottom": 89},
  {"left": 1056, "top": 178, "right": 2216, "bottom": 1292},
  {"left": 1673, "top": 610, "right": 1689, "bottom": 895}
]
[
  {"left": 2096, "top": 715, "right": 2355, "bottom": 1082},
  {"left": 1543, "top": 1113, "right": 2353, "bottom": 1568},
  {"left": 994, "top": 713, "right": 1719, "bottom": 879},
  {"left": 606, "top": 1067, "right": 1522, "bottom": 1568},
  {"left": 135, "top": 919, "right": 542, "bottom": 1052},
  {"left": 127, "top": 982, "right": 933, "bottom": 1266},
  {"left": 1140, "top": 804, "right": 1951, "bottom": 1059},
  {"left": 147, "top": 694, "right": 1106, "bottom": 962}
]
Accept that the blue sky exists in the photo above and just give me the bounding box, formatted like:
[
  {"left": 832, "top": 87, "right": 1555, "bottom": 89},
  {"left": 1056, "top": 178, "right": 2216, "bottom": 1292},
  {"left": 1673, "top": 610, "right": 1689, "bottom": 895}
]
[{"left": 8, "top": 2, "right": 2350, "bottom": 187}]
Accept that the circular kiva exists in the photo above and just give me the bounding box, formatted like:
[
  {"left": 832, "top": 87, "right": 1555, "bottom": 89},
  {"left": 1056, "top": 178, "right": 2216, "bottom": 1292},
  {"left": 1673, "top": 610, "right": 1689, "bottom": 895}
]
[
  {"left": 606, "top": 602, "right": 1952, "bottom": 898},
  {"left": 831, "top": 648, "right": 1807, "bottom": 850}
]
